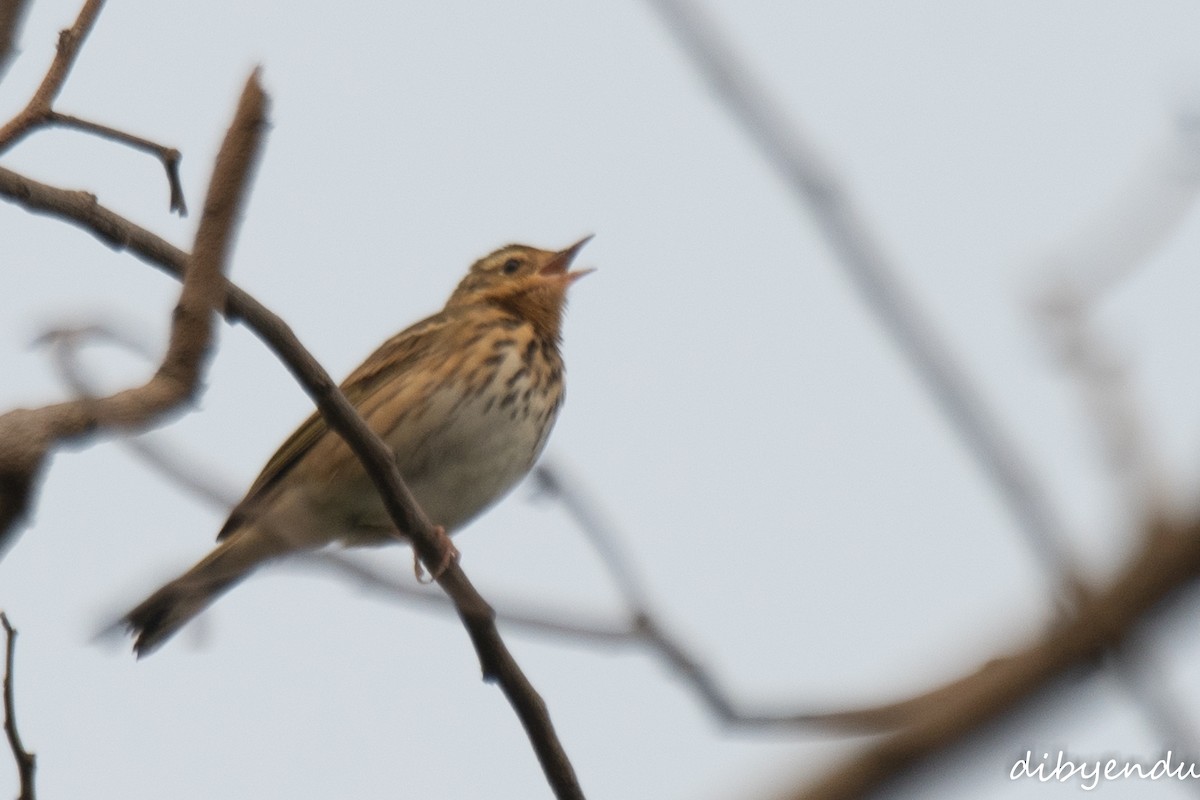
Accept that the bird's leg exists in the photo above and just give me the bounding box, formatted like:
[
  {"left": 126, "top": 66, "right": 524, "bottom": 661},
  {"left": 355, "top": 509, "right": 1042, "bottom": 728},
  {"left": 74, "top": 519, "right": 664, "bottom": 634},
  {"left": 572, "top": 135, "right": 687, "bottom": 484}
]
[{"left": 413, "top": 525, "right": 460, "bottom": 584}]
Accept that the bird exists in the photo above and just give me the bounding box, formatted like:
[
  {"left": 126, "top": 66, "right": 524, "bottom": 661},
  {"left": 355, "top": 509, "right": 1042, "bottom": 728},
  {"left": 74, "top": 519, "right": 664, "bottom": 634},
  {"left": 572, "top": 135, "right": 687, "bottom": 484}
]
[{"left": 124, "top": 236, "right": 593, "bottom": 656}]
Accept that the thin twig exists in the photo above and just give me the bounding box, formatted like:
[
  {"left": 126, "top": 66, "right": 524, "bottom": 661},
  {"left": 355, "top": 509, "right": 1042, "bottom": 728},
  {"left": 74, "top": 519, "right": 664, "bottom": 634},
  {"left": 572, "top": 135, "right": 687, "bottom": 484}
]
[
  {"left": 532, "top": 463, "right": 651, "bottom": 609},
  {"left": 532, "top": 461, "right": 905, "bottom": 731},
  {"left": 0, "top": 0, "right": 105, "bottom": 149},
  {"left": 1040, "top": 307, "right": 1166, "bottom": 518},
  {"left": 49, "top": 112, "right": 187, "bottom": 214},
  {"left": 0, "top": 0, "right": 186, "bottom": 215},
  {"left": 1029, "top": 108, "right": 1200, "bottom": 521},
  {"left": 645, "top": 0, "right": 1084, "bottom": 595},
  {"left": 1, "top": 612, "right": 36, "bottom": 800}
]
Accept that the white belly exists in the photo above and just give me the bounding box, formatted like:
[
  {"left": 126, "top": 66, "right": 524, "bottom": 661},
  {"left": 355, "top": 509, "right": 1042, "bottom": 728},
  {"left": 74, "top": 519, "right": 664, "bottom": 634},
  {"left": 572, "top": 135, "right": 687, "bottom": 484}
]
[
  {"left": 336, "top": 343, "right": 563, "bottom": 540},
  {"left": 404, "top": 377, "right": 559, "bottom": 530}
]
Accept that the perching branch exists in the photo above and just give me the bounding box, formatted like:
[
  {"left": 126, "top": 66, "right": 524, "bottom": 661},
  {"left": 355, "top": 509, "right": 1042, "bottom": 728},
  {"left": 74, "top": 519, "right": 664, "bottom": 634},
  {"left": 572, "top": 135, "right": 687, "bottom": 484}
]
[
  {"left": 207, "top": 256, "right": 586, "bottom": 800},
  {"left": 2, "top": 613, "right": 36, "bottom": 800}
]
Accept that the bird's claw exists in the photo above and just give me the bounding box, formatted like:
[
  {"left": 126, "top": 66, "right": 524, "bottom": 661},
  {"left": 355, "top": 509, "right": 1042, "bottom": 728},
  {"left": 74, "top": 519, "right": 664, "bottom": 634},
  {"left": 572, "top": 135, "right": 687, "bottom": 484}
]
[{"left": 413, "top": 525, "right": 459, "bottom": 584}]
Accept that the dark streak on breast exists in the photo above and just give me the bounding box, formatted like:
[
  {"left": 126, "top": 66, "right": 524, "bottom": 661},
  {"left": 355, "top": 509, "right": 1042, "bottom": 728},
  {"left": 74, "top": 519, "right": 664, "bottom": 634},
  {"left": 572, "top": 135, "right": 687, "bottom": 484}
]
[{"left": 505, "top": 367, "right": 529, "bottom": 388}]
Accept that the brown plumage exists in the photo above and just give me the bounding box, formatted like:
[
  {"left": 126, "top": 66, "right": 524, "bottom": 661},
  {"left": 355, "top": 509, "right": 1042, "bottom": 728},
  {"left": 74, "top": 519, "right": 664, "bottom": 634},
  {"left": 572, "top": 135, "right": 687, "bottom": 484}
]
[{"left": 125, "top": 237, "right": 592, "bottom": 655}]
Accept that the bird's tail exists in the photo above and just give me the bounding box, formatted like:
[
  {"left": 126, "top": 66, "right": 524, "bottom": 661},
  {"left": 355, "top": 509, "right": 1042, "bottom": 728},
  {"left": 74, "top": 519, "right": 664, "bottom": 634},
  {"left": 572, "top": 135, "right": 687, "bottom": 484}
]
[{"left": 125, "top": 526, "right": 289, "bottom": 657}]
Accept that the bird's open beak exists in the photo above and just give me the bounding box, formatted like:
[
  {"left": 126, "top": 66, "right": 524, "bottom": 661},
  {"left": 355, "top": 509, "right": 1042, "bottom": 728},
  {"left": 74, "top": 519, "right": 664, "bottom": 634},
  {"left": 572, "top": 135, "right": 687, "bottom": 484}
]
[{"left": 541, "top": 235, "right": 595, "bottom": 283}]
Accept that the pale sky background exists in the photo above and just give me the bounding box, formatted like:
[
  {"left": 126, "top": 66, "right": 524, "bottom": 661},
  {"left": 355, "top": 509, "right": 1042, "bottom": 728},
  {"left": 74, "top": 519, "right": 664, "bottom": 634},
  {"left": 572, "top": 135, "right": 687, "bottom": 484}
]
[{"left": 3, "top": 2, "right": 1200, "bottom": 798}]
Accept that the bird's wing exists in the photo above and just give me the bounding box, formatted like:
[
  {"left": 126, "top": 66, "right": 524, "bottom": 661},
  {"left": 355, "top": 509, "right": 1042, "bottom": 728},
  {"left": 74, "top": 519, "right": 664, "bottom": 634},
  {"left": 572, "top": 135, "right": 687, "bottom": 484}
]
[{"left": 216, "top": 310, "right": 460, "bottom": 540}]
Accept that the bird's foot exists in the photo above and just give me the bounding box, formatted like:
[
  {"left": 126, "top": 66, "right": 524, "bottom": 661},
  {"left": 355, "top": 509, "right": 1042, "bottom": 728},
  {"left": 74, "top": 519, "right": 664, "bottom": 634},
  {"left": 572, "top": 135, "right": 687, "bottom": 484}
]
[{"left": 413, "top": 525, "right": 459, "bottom": 584}]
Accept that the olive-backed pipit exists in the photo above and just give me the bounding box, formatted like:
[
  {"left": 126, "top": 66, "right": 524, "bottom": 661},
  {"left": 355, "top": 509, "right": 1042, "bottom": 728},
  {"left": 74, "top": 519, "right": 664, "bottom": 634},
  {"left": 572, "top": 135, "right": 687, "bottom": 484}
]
[{"left": 125, "top": 237, "right": 592, "bottom": 655}]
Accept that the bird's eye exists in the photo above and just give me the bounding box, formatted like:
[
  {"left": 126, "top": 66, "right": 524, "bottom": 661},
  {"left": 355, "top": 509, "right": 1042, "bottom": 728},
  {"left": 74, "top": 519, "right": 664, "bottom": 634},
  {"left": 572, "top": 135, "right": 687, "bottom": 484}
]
[{"left": 501, "top": 258, "right": 522, "bottom": 275}]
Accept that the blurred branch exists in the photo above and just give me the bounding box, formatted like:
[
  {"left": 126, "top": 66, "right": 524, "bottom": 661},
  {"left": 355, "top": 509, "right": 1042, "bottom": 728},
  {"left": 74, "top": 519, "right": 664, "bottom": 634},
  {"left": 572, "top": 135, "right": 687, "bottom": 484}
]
[
  {"left": 58, "top": 321, "right": 880, "bottom": 729},
  {"left": 780, "top": 514, "right": 1200, "bottom": 800},
  {"left": 302, "top": 549, "right": 905, "bottom": 732},
  {"left": 1032, "top": 105, "right": 1200, "bottom": 307},
  {"left": 647, "top": 6, "right": 1200, "bottom": 794},
  {"left": 532, "top": 461, "right": 906, "bottom": 731},
  {"left": 645, "top": 0, "right": 1083, "bottom": 594},
  {"left": 1043, "top": 309, "right": 1161, "bottom": 511},
  {"left": 1025, "top": 107, "right": 1200, "bottom": 773},
  {"left": 37, "top": 322, "right": 244, "bottom": 510},
  {"left": 1031, "top": 107, "right": 1200, "bottom": 520},
  {"left": 0, "top": 0, "right": 32, "bottom": 80},
  {"left": 0, "top": 71, "right": 264, "bottom": 553},
  {"left": 0, "top": 0, "right": 186, "bottom": 214},
  {"left": 532, "top": 463, "right": 652, "bottom": 608},
  {"left": 2, "top": 612, "right": 36, "bottom": 800}
]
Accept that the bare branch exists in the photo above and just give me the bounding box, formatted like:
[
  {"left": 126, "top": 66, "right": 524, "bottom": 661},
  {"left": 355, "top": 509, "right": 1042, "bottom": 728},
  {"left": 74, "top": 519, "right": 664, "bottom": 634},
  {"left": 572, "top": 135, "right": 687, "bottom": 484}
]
[
  {"left": 0, "top": 70, "right": 266, "bottom": 552},
  {"left": 1023, "top": 109, "right": 1200, "bottom": 770},
  {"left": 1040, "top": 309, "right": 1165, "bottom": 515},
  {"left": 0, "top": 0, "right": 186, "bottom": 214},
  {"left": 298, "top": 553, "right": 903, "bottom": 732},
  {"left": 1, "top": 613, "right": 36, "bottom": 800},
  {"left": 1030, "top": 109, "right": 1200, "bottom": 519},
  {"left": 645, "top": 0, "right": 1084, "bottom": 595},
  {"left": 0, "top": 0, "right": 105, "bottom": 149},
  {"left": 532, "top": 462, "right": 910, "bottom": 731},
  {"left": 0, "top": 164, "right": 254, "bottom": 322}
]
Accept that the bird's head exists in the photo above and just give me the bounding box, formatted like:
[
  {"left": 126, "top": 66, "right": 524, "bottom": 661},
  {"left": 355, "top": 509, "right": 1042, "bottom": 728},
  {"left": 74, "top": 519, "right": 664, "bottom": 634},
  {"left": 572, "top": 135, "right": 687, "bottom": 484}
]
[{"left": 447, "top": 236, "right": 594, "bottom": 340}]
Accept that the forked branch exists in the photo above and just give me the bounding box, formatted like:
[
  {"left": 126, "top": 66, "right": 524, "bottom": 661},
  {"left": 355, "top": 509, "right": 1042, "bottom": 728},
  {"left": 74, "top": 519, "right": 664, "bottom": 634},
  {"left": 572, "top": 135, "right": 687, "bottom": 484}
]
[{"left": 0, "top": 0, "right": 186, "bottom": 213}]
